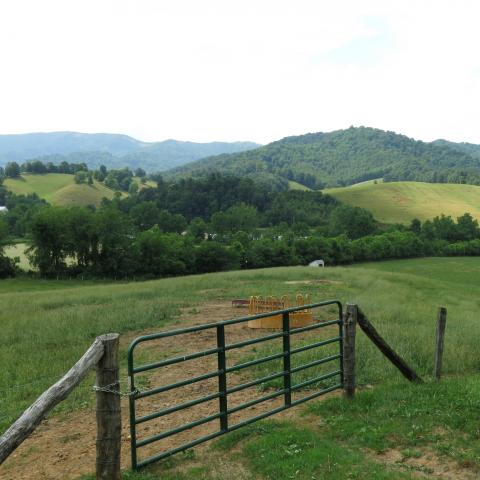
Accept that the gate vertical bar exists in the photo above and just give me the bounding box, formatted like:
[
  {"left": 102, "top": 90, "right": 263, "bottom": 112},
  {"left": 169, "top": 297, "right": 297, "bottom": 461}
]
[
  {"left": 338, "top": 303, "right": 344, "bottom": 387},
  {"left": 127, "top": 348, "right": 138, "bottom": 470},
  {"left": 216, "top": 325, "right": 228, "bottom": 431},
  {"left": 282, "top": 312, "right": 292, "bottom": 406}
]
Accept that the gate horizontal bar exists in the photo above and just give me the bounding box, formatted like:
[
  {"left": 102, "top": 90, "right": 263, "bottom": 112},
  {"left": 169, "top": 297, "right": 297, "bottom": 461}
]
[
  {"left": 290, "top": 383, "right": 342, "bottom": 407},
  {"left": 227, "top": 388, "right": 286, "bottom": 415},
  {"left": 291, "top": 370, "right": 341, "bottom": 391},
  {"left": 135, "top": 368, "right": 341, "bottom": 425},
  {"left": 133, "top": 347, "right": 220, "bottom": 374},
  {"left": 228, "top": 404, "right": 287, "bottom": 432},
  {"left": 290, "top": 353, "right": 341, "bottom": 374},
  {"left": 135, "top": 338, "right": 341, "bottom": 399},
  {"left": 290, "top": 336, "right": 341, "bottom": 355},
  {"left": 136, "top": 370, "right": 222, "bottom": 399},
  {"left": 137, "top": 383, "right": 344, "bottom": 467},
  {"left": 225, "top": 331, "right": 284, "bottom": 351},
  {"left": 135, "top": 391, "right": 221, "bottom": 425},
  {"left": 128, "top": 300, "right": 342, "bottom": 348},
  {"left": 137, "top": 430, "right": 225, "bottom": 466},
  {"left": 289, "top": 319, "right": 341, "bottom": 335},
  {"left": 226, "top": 370, "right": 286, "bottom": 395},
  {"left": 225, "top": 351, "right": 286, "bottom": 374},
  {"left": 136, "top": 412, "right": 223, "bottom": 448}
]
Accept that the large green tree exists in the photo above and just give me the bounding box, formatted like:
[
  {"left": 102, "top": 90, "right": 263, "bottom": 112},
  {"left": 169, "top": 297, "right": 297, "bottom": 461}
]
[{"left": 5, "top": 162, "right": 21, "bottom": 178}]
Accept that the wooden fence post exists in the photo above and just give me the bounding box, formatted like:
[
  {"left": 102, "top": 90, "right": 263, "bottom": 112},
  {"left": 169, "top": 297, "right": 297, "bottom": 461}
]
[
  {"left": 343, "top": 303, "right": 357, "bottom": 398},
  {"left": 96, "top": 333, "right": 121, "bottom": 480},
  {"left": 434, "top": 307, "right": 447, "bottom": 380}
]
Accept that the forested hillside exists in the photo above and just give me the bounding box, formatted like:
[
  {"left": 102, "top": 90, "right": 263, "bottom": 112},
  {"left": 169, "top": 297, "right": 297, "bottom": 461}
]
[
  {"left": 171, "top": 127, "right": 480, "bottom": 188},
  {"left": 433, "top": 139, "right": 480, "bottom": 159},
  {"left": 0, "top": 132, "right": 259, "bottom": 171}
]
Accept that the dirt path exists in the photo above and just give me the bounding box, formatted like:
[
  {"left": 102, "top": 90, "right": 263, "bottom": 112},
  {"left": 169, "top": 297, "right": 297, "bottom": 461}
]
[{"left": 1, "top": 301, "right": 335, "bottom": 480}]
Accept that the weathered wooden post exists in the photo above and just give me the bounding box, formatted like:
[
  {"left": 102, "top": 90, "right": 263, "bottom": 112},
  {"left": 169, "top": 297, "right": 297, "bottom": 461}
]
[
  {"left": 343, "top": 303, "right": 357, "bottom": 398},
  {"left": 356, "top": 307, "right": 423, "bottom": 383},
  {"left": 96, "top": 333, "right": 121, "bottom": 480},
  {"left": 434, "top": 307, "right": 447, "bottom": 380}
]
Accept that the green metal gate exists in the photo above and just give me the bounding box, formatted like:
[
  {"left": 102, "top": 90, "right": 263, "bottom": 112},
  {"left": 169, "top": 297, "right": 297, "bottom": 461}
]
[{"left": 127, "top": 299, "right": 344, "bottom": 469}]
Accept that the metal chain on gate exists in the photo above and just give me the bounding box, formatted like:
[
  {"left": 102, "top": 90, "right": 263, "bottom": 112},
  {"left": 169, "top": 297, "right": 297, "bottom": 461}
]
[{"left": 92, "top": 380, "right": 140, "bottom": 397}]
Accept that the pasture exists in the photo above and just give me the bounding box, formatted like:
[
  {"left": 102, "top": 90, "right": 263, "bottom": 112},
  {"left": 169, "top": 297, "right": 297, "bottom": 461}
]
[
  {"left": 4, "top": 243, "right": 31, "bottom": 270},
  {"left": 288, "top": 180, "right": 312, "bottom": 191},
  {"left": 324, "top": 181, "right": 480, "bottom": 224},
  {"left": 2, "top": 257, "right": 480, "bottom": 478},
  {"left": 4, "top": 173, "right": 117, "bottom": 206}
]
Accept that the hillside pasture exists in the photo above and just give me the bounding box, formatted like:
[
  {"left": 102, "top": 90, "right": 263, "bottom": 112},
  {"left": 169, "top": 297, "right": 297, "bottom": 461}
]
[
  {"left": 324, "top": 181, "right": 480, "bottom": 224},
  {"left": 288, "top": 180, "right": 312, "bottom": 191},
  {"left": 4, "top": 173, "right": 117, "bottom": 206}
]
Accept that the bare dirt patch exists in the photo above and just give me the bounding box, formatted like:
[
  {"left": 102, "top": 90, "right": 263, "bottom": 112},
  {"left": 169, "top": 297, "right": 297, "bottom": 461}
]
[
  {"left": 284, "top": 279, "right": 343, "bottom": 286},
  {"left": 369, "top": 448, "right": 478, "bottom": 479},
  {"left": 1, "top": 301, "right": 332, "bottom": 480}
]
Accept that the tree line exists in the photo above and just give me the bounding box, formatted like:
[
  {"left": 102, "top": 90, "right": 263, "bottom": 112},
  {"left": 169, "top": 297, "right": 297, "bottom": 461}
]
[
  {"left": 13, "top": 208, "right": 480, "bottom": 279},
  {"left": 16, "top": 174, "right": 375, "bottom": 277},
  {"left": 2, "top": 173, "right": 480, "bottom": 279}
]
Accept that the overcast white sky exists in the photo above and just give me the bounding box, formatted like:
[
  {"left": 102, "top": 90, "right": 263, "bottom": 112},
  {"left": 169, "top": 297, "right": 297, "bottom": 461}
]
[{"left": 1, "top": 0, "right": 480, "bottom": 144}]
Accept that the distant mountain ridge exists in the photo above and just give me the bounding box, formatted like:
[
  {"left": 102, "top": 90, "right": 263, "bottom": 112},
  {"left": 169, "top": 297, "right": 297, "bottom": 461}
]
[
  {"left": 0, "top": 132, "right": 260, "bottom": 172},
  {"left": 170, "top": 127, "right": 480, "bottom": 189}
]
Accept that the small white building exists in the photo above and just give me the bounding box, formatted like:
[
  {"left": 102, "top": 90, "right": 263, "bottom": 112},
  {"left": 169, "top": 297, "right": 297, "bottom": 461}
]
[
  {"left": 0, "top": 206, "right": 8, "bottom": 214},
  {"left": 309, "top": 259, "right": 325, "bottom": 267}
]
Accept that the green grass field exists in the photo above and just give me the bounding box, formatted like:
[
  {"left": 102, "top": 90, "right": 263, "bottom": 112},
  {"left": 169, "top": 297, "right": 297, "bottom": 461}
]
[
  {"left": 134, "top": 176, "right": 157, "bottom": 190},
  {"left": 4, "top": 173, "right": 117, "bottom": 206},
  {"left": 3, "top": 258, "right": 480, "bottom": 478},
  {"left": 2, "top": 257, "right": 480, "bottom": 429},
  {"left": 324, "top": 181, "right": 480, "bottom": 224},
  {"left": 288, "top": 180, "right": 312, "bottom": 191}
]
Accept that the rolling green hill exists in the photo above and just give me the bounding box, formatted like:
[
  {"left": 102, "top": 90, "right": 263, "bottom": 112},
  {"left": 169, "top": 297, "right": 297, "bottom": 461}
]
[
  {"left": 4, "top": 173, "right": 117, "bottom": 206},
  {"left": 324, "top": 181, "right": 480, "bottom": 224},
  {"left": 171, "top": 127, "right": 480, "bottom": 189}
]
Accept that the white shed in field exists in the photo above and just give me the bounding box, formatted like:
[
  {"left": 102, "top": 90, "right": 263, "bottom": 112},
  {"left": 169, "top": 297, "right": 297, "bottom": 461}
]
[
  {"left": 0, "top": 206, "right": 8, "bottom": 213},
  {"left": 309, "top": 259, "right": 325, "bottom": 267}
]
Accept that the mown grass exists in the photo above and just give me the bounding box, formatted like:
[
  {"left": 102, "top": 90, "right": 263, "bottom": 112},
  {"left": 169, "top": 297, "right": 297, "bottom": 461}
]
[
  {"left": 51, "top": 181, "right": 118, "bottom": 206},
  {"left": 4, "top": 173, "right": 73, "bottom": 199},
  {"left": 2, "top": 257, "right": 480, "bottom": 435},
  {"left": 324, "top": 181, "right": 480, "bottom": 224},
  {"left": 287, "top": 180, "right": 312, "bottom": 191},
  {"left": 4, "top": 173, "right": 117, "bottom": 206}
]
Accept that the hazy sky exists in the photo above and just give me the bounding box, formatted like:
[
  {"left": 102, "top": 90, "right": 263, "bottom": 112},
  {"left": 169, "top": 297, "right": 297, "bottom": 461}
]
[{"left": 1, "top": 0, "right": 480, "bottom": 144}]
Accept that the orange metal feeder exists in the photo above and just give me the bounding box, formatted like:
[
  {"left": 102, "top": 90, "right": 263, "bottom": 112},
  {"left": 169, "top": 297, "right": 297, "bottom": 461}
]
[{"left": 247, "top": 294, "right": 314, "bottom": 329}]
